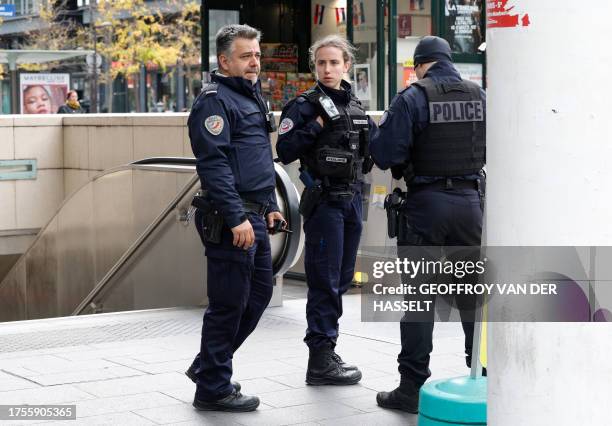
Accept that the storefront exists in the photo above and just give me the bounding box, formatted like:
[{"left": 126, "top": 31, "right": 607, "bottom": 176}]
[
  {"left": 0, "top": 1, "right": 483, "bottom": 114},
  {"left": 345, "top": 0, "right": 484, "bottom": 109},
  {"left": 201, "top": 0, "right": 484, "bottom": 111}
]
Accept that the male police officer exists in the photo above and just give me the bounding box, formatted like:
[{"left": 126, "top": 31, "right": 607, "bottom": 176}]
[
  {"left": 370, "top": 36, "right": 486, "bottom": 413},
  {"left": 186, "top": 24, "right": 285, "bottom": 412}
]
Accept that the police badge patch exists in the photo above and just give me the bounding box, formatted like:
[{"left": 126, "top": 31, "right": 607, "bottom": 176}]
[
  {"left": 278, "top": 118, "right": 294, "bottom": 135},
  {"left": 204, "top": 115, "right": 224, "bottom": 135}
]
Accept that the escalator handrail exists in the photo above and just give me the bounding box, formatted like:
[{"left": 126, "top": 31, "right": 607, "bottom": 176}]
[
  {"left": 72, "top": 172, "right": 200, "bottom": 315},
  {"left": 73, "top": 162, "right": 303, "bottom": 315},
  {"left": 0, "top": 160, "right": 196, "bottom": 293},
  {"left": 130, "top": 157, "right": 196, "bottom": 166}
]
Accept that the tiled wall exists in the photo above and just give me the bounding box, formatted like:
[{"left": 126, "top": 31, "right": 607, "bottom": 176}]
[
  {"left": 0, "top": 116, "right": 64, "bottom": 232},
  {"left": 0, "top": 114, "right": 191, "bottom": 233},
  {"left": 1, "top": 112, "right": 380, "bottom": 234},
  {"left": 61, "top": 114, "right": 191, "bottom": 200}
]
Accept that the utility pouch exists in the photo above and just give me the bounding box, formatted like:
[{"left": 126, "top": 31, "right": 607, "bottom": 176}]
[
  {"left": 201, "top": 211, "right": 224, "bottom": 244},
  {"left": 314, "top": 147, "right": 355, "bottom": 179},
  {"left": 384, "top": 194, "right": 399, "bottom": 238},
  {"left": 359, "top": 128, "right": 374, "bottom": 174},
  {"left": 299, "top": 185, "right": 323, "bottom": 218},
  {"left": 383, "top": 188, "right": 406, "bottom": 239},
  {"left": 192, "top": 195, "right": 224, "bottom": 244}
]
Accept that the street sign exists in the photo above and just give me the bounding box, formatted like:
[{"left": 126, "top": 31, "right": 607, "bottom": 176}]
[{"left": 0, "top": 4, "right": 16, "bottom": 17}]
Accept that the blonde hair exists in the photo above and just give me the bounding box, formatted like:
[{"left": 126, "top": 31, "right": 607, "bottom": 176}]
[{"left": 308, "top": 35, "right": 356, "bottom": 71}]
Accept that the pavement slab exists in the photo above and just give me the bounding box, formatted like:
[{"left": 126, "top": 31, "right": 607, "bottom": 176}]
[{"left": 0, "top": 291, "right": 467, "bottom": 425}]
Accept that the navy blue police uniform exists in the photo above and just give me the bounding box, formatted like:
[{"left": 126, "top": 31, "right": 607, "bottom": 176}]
[
  {"left": 371, "top": 58, "right": 486, "bottom": 409},
  {"left": 187, "top": 71, "right": 279, "bottom": 402},
  {"left": 276, "top": 80, "right": 375, "bottom": 384}
]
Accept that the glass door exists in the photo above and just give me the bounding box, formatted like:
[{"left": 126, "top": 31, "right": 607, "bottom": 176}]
[{"left": 201, "top": 1, "right": 241, "bottom": 77}]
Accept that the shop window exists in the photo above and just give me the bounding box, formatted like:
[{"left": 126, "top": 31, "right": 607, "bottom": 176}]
[
  {"left": 208, "top": 10, "right": 240, "bottom": 71},
  {"left": 396, "top": 0, "right": 433, "bottom": 90},
  {"left": 6, "top": 0, "right": 40, "bottom": 16},
  {"left": 443, "top": 0, "right": 484, "bottom": 55},
  {"left": 260, "top": 43, "right": 316, "bottom": 111}
]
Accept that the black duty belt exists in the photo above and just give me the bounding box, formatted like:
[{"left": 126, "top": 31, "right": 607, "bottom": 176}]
[
  {"left": 409, "top": 178, "right": 479, "bottom": 193},
  {"left": 242, "top": 200, "right": 268, "bottom": 215},
  {"left": 323, "top": 190, "right": 355, "bottom": 202},
  {"left": 320, "top": 181, "right": 361, "bottom": 201},
  {"left": 195, "top": 191, "right": 269, "bottom": 216}
]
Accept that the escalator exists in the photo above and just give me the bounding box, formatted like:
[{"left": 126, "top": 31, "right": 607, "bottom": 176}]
[{"left": 0, "top": 158, "right": 303, "bottom": 322}]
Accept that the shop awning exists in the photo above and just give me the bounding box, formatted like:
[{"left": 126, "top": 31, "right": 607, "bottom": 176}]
[{"left": 0, "top": 49, "right": 94, "bottom": 69}]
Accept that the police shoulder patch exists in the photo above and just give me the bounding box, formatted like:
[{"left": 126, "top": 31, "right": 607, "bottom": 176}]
[
  {"left": 278, "top": 118, "right": 294, "bottom": 135},
  {"left": 204, "top": 115, "right": 224, "bottom": 135}
]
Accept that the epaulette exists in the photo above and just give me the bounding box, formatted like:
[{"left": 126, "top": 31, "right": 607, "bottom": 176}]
[
  {"left": 201, "top": 82, "right": 218, "bottom": 96},
  {"left": 193, "top": 83, "right": 219, "bottom": 107},
  {"left": 193, "top": 83, "right": 219, "bottom": 106}
]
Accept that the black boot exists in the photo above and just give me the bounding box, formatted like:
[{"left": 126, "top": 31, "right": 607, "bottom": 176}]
[
  {"left": 306, "top": 346, "right": 362, "bottom": 385},
  {"left": 376, "top": 377, "right": 420, "bottom": 413},
  {"left": 193, "top": 389, "right": 259, "bottom": 412},
  {"left": 331, "top": 351, "right": 359, "bottom": 371},
  {"left": 185, "top": 366, "right": 241, "bottom": 392}
]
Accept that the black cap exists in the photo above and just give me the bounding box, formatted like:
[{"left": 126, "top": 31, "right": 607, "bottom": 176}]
[{"left": 413, "top": 36, "right": 452, "bottom": 66}]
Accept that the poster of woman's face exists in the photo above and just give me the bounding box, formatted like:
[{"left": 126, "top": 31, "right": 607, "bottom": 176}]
[
  {"left": 20, "top": 73, "right": 70, "bottom": 114},
  {"left": 353, "top": 64, "right": 371, "bottom": 102}
]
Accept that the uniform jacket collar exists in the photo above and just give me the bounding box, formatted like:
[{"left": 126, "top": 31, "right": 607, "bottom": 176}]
[
  {"left": 211, "top": 70, "right": 263, "bottom": 99},
  {"left": 423, "top": 61, "right": 462, "bottom": 82},
  {"left": 315, "top": 79, "right": 353, "bottom": 105}
]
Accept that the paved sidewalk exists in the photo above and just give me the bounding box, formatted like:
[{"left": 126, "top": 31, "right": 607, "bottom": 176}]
[{"left": 0, "top": 290, "right": 469, "bottom": 425}]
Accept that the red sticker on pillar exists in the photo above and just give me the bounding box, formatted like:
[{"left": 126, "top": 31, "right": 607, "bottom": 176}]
[{"left": 487, "top": 0, "right": 530, "bottom": 28}]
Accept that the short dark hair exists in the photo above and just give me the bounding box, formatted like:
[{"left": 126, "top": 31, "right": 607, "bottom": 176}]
[
  {"left": 216, "top": 24, "right": 261, "bottom": 58},
  {"left": 66, "top": 90, "right": 77, "bottom": 100}
]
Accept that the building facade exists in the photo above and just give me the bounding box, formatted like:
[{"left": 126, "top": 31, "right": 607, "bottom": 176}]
[{"left": 0, "top": 0, "right": 484, "bottom": 114}]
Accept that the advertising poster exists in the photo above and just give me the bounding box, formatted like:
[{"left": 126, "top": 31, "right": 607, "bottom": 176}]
[
  {"left": 444, "top": 0, "right": 484, "bottom": 54},
  {"left": 398, "top": 14, "right": 412, "bottom": 38},
  {"left": 353, "top": 64, "right": 371, "bottom": 103},
  {"left": 260, "top": 43, "right": 298, "bottom": 73},
  {"left": 455, "top": 62, "right": 483, "bottom": 87},
  {"left": 402, "top": 61, "right": 418, "bottom": 88},
  {"left": 410, "top": 0, "right": 425, "bottom": 11},
  {"left": 20, "top": 73, "right": 70, "bottom": 114}
]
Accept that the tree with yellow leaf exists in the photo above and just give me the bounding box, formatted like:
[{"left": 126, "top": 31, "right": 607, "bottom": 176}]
[{"left": 17, "top": 0, "right": 201, "bottom": 112}]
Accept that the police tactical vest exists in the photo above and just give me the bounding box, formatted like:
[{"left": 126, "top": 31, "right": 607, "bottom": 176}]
[
  {"left": 300, "top": 89, "right": 369, "bottom": 184},
  {"left": 411, "top": 78, "right": 485, "bottom": 176}
]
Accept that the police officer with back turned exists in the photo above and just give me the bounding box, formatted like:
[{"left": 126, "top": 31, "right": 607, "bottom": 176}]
[
  {"left": 276, "top": 35, "right": 376, "bottom": 386},
  {"left": 186, "top": 24, "right": 286, "bottom": 412},
  {"left": 370, "top": 36, "right": 486, "bottom": 413}
]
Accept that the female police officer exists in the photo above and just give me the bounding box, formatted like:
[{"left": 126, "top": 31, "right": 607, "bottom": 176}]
[{"left": 276, "top": 35, "right": 375, "bottom": 385}]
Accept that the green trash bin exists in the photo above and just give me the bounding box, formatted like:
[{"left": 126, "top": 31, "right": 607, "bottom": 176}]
[{"left": 418, "top": 376, "right": 487, "bottom": 425}]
